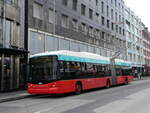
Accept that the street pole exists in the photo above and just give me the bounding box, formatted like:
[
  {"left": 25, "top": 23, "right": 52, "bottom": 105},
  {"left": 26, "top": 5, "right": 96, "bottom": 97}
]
[
  {"left": 0, "top": 0, "right": 6, "bottom": 91},
  {"left": 111, "top": 22, "right": 124, "bottom": 85},
  {"left": 24, "top": 0, "right": 29, "bottom": 88},
  {"left": 2, "top": 0, "right": 6, "bottom": 47},
  {"left": 53, "top": 0, "right": 56, "bottom": 36}
]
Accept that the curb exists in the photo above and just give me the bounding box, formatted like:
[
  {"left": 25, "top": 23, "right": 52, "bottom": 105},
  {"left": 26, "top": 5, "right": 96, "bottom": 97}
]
[{"left": 0, "top": 94, "right": 37, "bottom": 103}]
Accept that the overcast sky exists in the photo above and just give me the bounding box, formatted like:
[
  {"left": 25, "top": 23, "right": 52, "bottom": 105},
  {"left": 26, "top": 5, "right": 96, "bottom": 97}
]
[{"left": 124, "top": 0, "right": 150, "bottom": 29}]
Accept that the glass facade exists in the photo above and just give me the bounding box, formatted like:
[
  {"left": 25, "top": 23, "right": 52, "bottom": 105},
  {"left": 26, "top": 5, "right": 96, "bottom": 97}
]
[{"left": 29, "top": 30, "right": 114, "bottom": 57}]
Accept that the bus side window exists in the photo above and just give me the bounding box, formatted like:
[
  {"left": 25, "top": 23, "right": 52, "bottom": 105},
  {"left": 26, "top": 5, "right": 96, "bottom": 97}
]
[
  {"left": 105, "top": 66, "right": 111, "bottom": 76},
  {"left": 86, "top": 63, "right": 95, "bottom": 77},
  {"left": 69, "top": 62, "right": 80, "bottom": 79},
  {"left": 116, "top": 68, "right": 122, "bottom": 76},
  {"left": 57, "top": 61, "right": 64, "bottom": 79},
  {"left": 96, "top": 65, "right": 105, "bottom": 77}
]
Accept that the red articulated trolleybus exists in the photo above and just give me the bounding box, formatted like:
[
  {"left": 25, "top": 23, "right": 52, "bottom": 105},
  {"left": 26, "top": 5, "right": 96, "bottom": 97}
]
[{"left": 28, "top": 50, "right": 134, "bottom": 94}]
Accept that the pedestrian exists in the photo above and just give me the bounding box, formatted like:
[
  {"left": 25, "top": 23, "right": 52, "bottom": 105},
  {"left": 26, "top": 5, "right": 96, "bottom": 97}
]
[
  {"left": 134, "top": 69, "right": 138, "bottom": 78},
  {"left": 138, "top": 72, "right": 141, "bottom": 80}
]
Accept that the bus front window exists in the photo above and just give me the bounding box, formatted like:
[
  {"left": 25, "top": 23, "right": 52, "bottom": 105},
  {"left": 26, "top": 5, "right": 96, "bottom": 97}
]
[{"left": 29, "top": 56, "right": 57, "bottom": 84}]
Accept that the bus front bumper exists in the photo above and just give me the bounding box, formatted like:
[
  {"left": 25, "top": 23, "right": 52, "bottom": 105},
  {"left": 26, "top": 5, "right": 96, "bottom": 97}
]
[{"left": 28, "top": 87, "right": 63, "bottom": 94}]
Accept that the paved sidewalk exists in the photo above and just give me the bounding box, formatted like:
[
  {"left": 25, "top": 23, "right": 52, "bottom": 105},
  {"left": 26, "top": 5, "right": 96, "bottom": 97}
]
[
  {"left": 0, "top": 90, "right": 36, "bottom": 103},
  {"left": 134, "top": 76, "right": 150, "bottom": 81}
]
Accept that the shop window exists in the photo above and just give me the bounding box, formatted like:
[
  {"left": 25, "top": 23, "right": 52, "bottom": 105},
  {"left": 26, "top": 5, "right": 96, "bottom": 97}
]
[
  {"left": 79, "top": 43, "right": 88, "bottom": 52},
  {"left": 45, "top": 35, "right": 55, "bottom": 51},
  {"left": 30, "top": 31, "right": 44, "bottom": 54},
  {"left": 70, "top": 41, "right": 79, "bottom": 52},
  {"left": 58, "top": 38, "right": 70, "bottom": 50}
]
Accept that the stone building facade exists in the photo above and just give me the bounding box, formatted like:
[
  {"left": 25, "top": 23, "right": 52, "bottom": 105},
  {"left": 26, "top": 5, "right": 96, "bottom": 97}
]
[
  {"left": 0, "top": 0, "right": 27, "bottom": 92},
  {"left": 143, "top": 26, "right": 150, "bottom": 65},
  {"left": 28, "top": 0, "right": 127, "bottom": 60},
  {"left": 125, "top": 7, "right": 144, "bottom": 67}
]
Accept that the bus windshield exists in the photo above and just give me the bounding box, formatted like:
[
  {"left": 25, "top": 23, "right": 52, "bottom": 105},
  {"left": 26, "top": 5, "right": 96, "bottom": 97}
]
[{"left": 28, "top": 56, "right": 57, "bottom": 84}]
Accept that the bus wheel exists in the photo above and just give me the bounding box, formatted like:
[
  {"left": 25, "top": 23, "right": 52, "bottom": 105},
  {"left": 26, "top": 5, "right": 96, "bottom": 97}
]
[
  {"left": 106, "top": 80, "right": 111, "bottom": 88},
  {"left": 125, "top": 78, "right": 128, "bottom": 85},
  {"left": 75, "top": 83, "right": 82, "bottom": 95}
]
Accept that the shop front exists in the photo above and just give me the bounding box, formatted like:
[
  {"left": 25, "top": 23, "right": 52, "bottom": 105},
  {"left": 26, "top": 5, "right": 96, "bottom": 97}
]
[{"left": 0, "top": 48, "right": 28, "bottom": 92}]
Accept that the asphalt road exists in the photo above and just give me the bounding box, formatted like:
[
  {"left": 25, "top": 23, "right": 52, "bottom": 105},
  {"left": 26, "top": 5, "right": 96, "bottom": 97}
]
[{"left": 1, "top": 78, "right": 150, "bottom": 113}]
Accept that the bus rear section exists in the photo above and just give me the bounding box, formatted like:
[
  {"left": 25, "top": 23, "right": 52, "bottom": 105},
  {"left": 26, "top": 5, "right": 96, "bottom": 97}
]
[{"left": 115, "top": 67, "right": 134, "bottom": 85}]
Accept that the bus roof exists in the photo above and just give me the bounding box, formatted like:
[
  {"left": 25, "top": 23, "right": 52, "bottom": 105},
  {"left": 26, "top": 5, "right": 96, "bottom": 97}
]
[{"left": 30, "top": 50, "right": 131, "bottom": 66}]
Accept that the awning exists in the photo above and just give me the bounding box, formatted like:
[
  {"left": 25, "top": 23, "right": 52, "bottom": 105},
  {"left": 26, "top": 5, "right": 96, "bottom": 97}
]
[{"left": 0, "top": 48, "right": 29, "bottom": 55}]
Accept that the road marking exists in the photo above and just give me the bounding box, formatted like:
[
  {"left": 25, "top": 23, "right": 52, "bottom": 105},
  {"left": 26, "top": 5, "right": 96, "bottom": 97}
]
[{"left": 94, "top": 87, "right": 150, "bottom": 113}]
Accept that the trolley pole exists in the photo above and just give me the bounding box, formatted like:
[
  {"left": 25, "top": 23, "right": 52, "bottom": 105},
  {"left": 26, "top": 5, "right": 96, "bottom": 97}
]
[
  {"left": 111, "top": 22, "right": 124, "bottom": 85},
  {"left": 110, "top": 51, "right": 121, "bottom": 85}
]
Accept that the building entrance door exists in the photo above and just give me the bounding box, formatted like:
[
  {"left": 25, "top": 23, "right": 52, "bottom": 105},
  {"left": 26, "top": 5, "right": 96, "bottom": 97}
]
[{"left": 3, "top": 55, "right": 11, "bottom": 91}]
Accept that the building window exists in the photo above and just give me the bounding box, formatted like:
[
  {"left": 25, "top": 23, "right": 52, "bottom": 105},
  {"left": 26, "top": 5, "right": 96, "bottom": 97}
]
[
  {"left": 33, "top": 2, "right": 43, "bottom": 19},
  {"left": 62, "top": 0, "right": 68, "bottom": 6},
  {"left": 72, "top": 0, "right": 78, "bottom": 11},
  {"left": 96, "top": 13, "right": 99, "bottom": 22},
  {"left": 111, "top": 0, "right": 113, "bottom": 4},
  {"left": 101, "top": 16, "right": 105, "bottom": 26},
  {"left": 89, "top": 26, "right": 94, "bottom": 37},
  {"left": 89, "top": 9, "right": 93, "bottom": 20},
  {"left": 6, "top": 0, "right": 18, "bottom": 5},
  {"left": 115, "top": 0, "right": 117, "bottom": 6},
  {"left": 72, "top": 19, "right": 78, "bottom": 31},
  {"left": 107, "top": 5, "right": 109, "bottom": 17},
  {"left": 5, "top": 20, "right": 11, "bottom": 48},
  {"left": 95, "top": 29, "right": 100, "bottom": 39},
  {"left": 116, "top": 25, "right": 118, "bottom": 33},
  {"left": 29, "top": 31, "right": 45, "bottom": 54},
  {"left": 111, "top": 22, "right": 114, "bottom": 31},
  {"left": 48, "top": 9, "right": 54, "bottom": 23},
  {"left": 102, "top": 32, "right": 105, "bottom": 39},
  {"left": 115, "top": 12, "right": 117, "bottom": 21},
  {"left": 111, "top": 9, "right": 114, "bottom": 20},
  {"left": 81, "top": 23, "right": 87, "bottom": 34},
  {"left": 61, "top": 14, "right": 69, "bottom": 28},
  {"left": 101, "top": 1, "right": 104, "bottom": 14},
  {"left": 107, "top": 20, "right": 110, "bottom": 28},
  {"left": 122, "top": 6, "right": 124, "bottom": 13},
  {"left": 119, "top": 27, "right": 122, "bottom": 34},
  {"left": 119, "top": 15, "right": 121, "bottom": 22},
  {"left": 96, "top": 0, "right": 98, "bottom": 6},
  {"left": 81, "top": 4, "right": 86, "bottom": 16}
]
